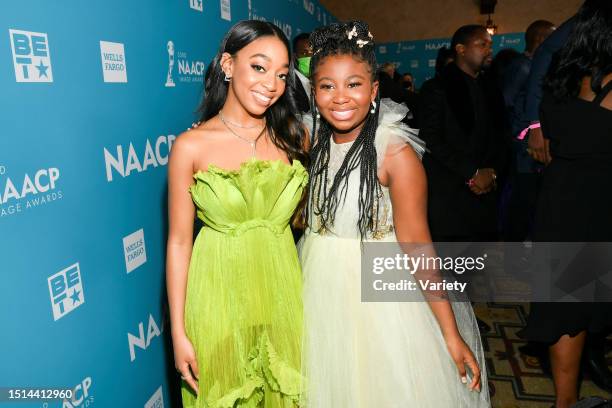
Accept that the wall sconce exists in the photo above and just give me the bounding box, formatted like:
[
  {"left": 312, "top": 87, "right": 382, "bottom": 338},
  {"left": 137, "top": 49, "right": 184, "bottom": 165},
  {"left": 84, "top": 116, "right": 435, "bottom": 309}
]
[{"left": 486, "top": 14, "right": 498, "bottom": 35}]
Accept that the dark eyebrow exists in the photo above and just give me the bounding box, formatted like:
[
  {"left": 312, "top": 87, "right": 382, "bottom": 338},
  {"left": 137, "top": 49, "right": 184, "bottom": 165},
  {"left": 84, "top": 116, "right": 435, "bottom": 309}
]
[
  {"left": 249, "top": 53, "right": 289, "bottom": 68},
  {"left": 318, "top": 74, "right": 366, "bottom": 82},
  {"left": 249, "top": 53, "right": 271, "bottom": 61},
  {"left": 347, "top": 74, "right": 366, "bottom": 80}
]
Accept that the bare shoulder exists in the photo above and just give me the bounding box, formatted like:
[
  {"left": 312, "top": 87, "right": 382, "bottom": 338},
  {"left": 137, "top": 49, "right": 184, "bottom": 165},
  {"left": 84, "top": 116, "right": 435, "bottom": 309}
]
[
  {"left": 169, "top": 129, "right": 199, "bottom": 162},
  {"left": 171, "top": 117, "right": 225, "bottom": 160},
  {"left": 379, "top": 144, "right": 424, "bottom": 187}
]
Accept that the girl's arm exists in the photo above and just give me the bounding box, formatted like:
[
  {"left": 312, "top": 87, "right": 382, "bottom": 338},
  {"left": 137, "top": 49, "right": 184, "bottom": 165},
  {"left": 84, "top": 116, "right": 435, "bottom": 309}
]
[
  {"left": 166, "top": 133, "right": 199, "bottom": 393},
  {"left": 382, "top": 145, "right": 481, "bottom": 391}
]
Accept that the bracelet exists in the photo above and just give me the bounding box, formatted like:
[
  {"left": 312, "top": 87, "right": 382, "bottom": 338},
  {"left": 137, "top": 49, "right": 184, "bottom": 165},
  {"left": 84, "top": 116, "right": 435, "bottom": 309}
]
[
  {"left": 466, "top": 169, "right": 479, "bottom": 186},
  {"left": 517, "top": 122, "right": 540, "bottom": 140},
  {"left": 467, "top": 169, "right": 496, "bottom": 187}
]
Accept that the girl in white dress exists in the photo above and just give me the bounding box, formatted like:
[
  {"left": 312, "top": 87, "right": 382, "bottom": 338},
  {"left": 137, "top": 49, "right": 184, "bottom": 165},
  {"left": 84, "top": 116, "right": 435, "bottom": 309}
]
[{"left": 299, "top": 21, "right": 490, "bottom": 407}]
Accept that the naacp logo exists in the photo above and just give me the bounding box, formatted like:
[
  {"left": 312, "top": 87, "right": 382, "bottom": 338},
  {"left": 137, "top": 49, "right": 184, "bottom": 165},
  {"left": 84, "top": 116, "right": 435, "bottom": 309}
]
[
  {"left": 303, "top": 0, "right": 314, "bottom": 14},
  {"left": 410, "top": 60, "right": 419, "bottom": 69},
  {"left": 100, "top": 41, "right": 127, "bottom": 83},
  {"left": 144, "top": 386, "right": 164, "bottom": 408},
  {"left": 1, "top": 166, "right": 63, "bottom": 219},
  {"left": 274, "top": 20, "right": 292, "bottom": 39},
  {"left": 165, "top": 41, "right": 175, "bottom": 87},
  {"left": 499, "top": 36, "right": 521, "bottom": 47},
  {"left": 124, "top": 228, "right": 147, "bottom": 273},
  {"left": 62, "top": 376, "right": 94, "bottom": 408},
  {"left": 9, "top": 29, "right": 53, "bottom": 82},
  {"left": 220, "top": 0, "right": 231, "bottom": 21},
  {"left": 250, "top": 15, "right": 292, "bottom": 40},
  {"left": 425, "top": 41, "right": 450, "bottom": 51},
  {"left": 378, "top": 45, "right": 387, "bottom": 54},
  {"left": 189, "top": 0, "right": 203, "bottom": 11},
  {"left": 165, "top": 41, "right": 205, "bottom": 86},
  {"left": 128, "top": 313, "right": 164, "bottom": 362},
  {"left": 104, "top": 134, "right": 176, "bottom": 182},
  {"left": 48, "top": 263, "right": 84, "bottom": 321}
]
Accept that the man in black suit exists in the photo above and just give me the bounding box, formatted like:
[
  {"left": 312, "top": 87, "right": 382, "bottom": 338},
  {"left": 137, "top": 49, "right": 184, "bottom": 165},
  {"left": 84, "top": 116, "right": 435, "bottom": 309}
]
[{"left": 419, "top": 25, "right": 508, "bottom": 243}]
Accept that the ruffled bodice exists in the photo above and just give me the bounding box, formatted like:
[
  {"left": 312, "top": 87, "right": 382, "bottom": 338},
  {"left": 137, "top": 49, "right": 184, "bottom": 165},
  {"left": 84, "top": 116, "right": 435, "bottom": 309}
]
[
  {"left": 190, "top": 159, "right": 308, "bottom": 236},
  {"left": 183, "top": 158, "right": 307, "bottom": 408}
]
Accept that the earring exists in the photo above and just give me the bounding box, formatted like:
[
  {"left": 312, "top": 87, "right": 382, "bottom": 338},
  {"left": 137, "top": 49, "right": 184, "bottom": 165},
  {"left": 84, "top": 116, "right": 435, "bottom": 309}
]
[
  {"left": 370, "top": 101, "right": 377, "bottom": 114},
  {"left": 224, "top": 73, "right": 231, "bottom": 82},
  {"left": 315, "top": 107, "right": 320, "bottom": 119}
]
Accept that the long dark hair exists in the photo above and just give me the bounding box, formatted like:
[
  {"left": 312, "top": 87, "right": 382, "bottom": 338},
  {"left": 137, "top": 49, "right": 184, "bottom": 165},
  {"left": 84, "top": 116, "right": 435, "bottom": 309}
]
[
  {"left": 197, "top": 20, "right": 307, "bottom": 163},
  {"left": 545, "top": 0, "right": 612, "bottom": 100},
  {"left": 307, "top": 20, "right": 381, "bottom": 239}
]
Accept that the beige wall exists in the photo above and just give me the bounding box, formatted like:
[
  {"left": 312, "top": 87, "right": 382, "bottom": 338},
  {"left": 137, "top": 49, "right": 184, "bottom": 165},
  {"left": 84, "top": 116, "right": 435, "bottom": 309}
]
[{"left": 319, "top": 0, "right": 582, "bottom": 42}]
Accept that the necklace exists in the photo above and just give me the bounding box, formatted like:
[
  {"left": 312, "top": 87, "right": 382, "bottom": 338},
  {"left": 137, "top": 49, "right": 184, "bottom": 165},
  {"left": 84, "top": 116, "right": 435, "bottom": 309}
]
[
  {"left": 219, "top": 110, "right": 264, "bottom": 129},
  {"left": 219, "top": 112, "right": 265, "bottom": 157}
]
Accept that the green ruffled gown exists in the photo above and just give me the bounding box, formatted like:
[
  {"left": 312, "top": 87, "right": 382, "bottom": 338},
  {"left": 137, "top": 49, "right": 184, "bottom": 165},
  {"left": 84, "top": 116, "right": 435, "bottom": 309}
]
[{"left": 183, "top": 159, "right": 308, "bottom": 408}]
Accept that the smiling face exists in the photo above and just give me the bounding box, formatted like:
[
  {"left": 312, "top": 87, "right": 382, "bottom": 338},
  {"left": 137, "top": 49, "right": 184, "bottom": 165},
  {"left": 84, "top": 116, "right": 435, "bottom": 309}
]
[
  {"left": 221, "top": 35, "right": 290, "bottom": 117},
  {"left": 313, "top": 54, "right": 379, "bottom": 139}
]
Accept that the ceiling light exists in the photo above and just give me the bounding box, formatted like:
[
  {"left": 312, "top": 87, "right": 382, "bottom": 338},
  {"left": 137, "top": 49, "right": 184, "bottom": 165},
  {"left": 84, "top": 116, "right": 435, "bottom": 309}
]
[{"left": 486, "top": 14, "right": 498, "bottom": 35}]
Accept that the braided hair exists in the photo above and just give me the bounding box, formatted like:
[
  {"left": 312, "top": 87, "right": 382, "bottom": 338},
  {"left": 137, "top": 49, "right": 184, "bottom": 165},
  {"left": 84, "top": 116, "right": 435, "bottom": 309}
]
[{"left": 307, "top": 20, "right": 382, "bottom": 239}]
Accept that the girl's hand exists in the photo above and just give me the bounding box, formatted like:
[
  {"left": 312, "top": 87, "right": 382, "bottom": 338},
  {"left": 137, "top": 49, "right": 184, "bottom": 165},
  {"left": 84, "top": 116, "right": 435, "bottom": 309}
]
[
  {"left": 173, "top": 333, "right": 200, "bottom": 395},
  {"left": 445, "top": 335, "right": 482, "bottom": 392}
]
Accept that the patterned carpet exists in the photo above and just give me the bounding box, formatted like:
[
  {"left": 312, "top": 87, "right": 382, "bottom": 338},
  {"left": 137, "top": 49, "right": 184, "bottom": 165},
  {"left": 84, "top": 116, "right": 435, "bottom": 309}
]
[{"left": 475, "top": 303, "right": 612, "bottom": 407}]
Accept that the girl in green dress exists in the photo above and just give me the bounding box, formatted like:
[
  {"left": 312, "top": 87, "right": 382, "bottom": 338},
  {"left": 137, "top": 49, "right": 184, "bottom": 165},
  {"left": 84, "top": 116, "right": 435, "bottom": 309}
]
[{"left": 166, "top": 20, "right": 308, "bottom": 408}]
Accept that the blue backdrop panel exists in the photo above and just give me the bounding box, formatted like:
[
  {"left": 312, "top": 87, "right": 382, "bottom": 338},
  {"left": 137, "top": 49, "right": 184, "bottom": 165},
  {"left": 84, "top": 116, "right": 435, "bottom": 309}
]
[
  {"left": 376, "top": 32, "right": 525, "bottom": 88},
  {"left": 0, "top": 1, "right": 333, "bottom": 407}
]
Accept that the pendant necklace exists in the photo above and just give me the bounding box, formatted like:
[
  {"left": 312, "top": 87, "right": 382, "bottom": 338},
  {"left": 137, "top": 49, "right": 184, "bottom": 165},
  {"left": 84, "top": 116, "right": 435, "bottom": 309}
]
[{"left": 219, "top": 111, "right": 266, "bottom": 157}]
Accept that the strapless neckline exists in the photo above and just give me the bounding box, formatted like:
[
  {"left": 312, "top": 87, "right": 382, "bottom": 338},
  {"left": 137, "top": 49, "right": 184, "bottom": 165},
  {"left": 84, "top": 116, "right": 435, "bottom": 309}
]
[{"left": 194, "top": 158, "right": 303, "bottom": 177}]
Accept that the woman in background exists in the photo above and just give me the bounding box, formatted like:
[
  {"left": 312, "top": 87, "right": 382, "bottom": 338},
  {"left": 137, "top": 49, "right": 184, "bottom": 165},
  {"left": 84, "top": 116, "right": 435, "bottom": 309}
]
[{"left": 518, "top": 1, "right": 612, "bottom": 406}]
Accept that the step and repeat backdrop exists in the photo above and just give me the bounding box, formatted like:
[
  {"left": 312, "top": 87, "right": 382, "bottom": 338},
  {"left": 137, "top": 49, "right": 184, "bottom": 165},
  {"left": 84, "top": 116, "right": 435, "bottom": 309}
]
[
  {"left": 376, "top": 32, "right": 525, "bottom": 88},
  {"left": 0, "top": 1, "right": 334, "bottom": 407},
  {"left": 2, "top": 1, "right": 524, "bottom": 406}
]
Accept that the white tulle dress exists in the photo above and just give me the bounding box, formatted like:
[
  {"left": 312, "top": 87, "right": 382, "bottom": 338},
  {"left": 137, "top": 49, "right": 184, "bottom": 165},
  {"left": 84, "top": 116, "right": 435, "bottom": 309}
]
[{"left": 298, "top": 99, "right": 490, "bottom": 407}]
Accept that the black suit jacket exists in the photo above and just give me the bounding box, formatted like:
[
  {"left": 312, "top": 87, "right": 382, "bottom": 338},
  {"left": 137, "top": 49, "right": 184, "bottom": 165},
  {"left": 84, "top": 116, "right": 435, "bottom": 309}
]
[{"left": 418, "top": 63, "right": 509, "bottom": 239}]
